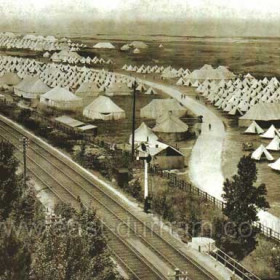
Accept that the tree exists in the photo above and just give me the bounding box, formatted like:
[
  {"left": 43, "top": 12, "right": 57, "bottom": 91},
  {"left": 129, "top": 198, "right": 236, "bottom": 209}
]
[
  {"left": 222, "top": 155, "right": 270, "bottom": 259},
  {"left": 271, "top": 246, "right": 280, "bottom": 276},
  {"left": 0, "top": 221, "right": 31, "bottom": 280},
  {"left": 31, "top": 203, "right": 121, "bottom": 280},
  {"left": 0, "top": 141, "right": 20, "bottom": 219}
]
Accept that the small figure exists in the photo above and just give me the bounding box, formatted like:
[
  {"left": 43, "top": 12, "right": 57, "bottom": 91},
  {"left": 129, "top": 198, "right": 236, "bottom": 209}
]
[{"left": 209, "top": 123, "right": 211, "bottom": 130}]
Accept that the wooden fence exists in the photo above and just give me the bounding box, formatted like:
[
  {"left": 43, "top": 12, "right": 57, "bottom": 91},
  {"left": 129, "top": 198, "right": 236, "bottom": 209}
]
[{"left": 150, "top": 167, "right": 280, "bottom": 243}]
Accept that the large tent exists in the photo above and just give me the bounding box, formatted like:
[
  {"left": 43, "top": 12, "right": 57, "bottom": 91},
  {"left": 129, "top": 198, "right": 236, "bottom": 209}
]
[
  {"left": 153, "top": 112, "right": 189, "bottom": 141},
  {"left": 40, "top": 86, "right": 82, "bottom": 110},
  {"left": 105, "top": 82, "right": 131, "bottom": 96},
  {"left": 0, "top": 72, "right": 21, "bottom": 86},
  {"left": 140, "top": 99, "right": 186, "bottom": 119},
  {"left": 14, "top": 76, "right": 50, "bottom": 99},
  {"left": 129, "top": 122, "right": 158, "bottom": 144},
  {"left": 239, "top": 103, "right": 280, "bottom": 127},
  {"left": 186, "top": 64, "right": 235, "bottom": 81},
  {"left": 75, "top": 82, "right": 101, "bottom": 97},
  {"left": 93, "top": 42, "right": 115, "bottom": 49},
  {"left": 83, "top": 96, "right": 125, "bottom": 120}
]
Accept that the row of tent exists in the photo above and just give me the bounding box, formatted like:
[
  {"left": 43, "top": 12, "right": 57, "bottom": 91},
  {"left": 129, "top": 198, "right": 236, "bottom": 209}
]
[
  {"left": 196, "top": 74, "right": 280, "bottom": 116},
  {"left": 49, "top": 50, "right": 113, "bottom": 65},
  {"left": 244, "top": 121, "right": 280, "bottom": 171},
  {"left": 176, "top": 65, "right": 236, "bottom": 83},
  {"left": 0, "top": 33, "right": 86, "bottom": 51},
  {"left": 122, "top": 63, "right": 235, "bottom": 81},
  {"left": 93, "top": 41, "right": 149, "bottom": 50},
  {"left": 0, "top": 55, "right": 158, "bottom": 95},
  {"left": 0, "top": 54, "right": 190, "bottom": 137},
  {"left": 122, "top": 64, "right": 191, "bottom": 77}
]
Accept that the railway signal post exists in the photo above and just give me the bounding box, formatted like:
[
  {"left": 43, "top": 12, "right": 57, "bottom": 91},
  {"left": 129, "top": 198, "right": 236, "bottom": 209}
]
[
  {"left": 131, "top": 79, "right": 138, "bottom": 162},
  {"left": 137, "top": 141, "right": 152, "bottom": 213}
]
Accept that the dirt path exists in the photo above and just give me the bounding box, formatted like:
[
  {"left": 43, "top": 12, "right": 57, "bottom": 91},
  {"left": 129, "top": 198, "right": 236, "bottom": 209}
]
[{"left": 141, "top": 79, "right": 280, "bottom": 233}]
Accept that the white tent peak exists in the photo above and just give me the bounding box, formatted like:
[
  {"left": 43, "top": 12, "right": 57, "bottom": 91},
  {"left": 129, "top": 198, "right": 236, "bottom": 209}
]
[
  {"left": 244, "top": 121, "right": 264, "bottom": 134},
  {"left": 251, "top": 144, "right": 274, "bottom": 161}
]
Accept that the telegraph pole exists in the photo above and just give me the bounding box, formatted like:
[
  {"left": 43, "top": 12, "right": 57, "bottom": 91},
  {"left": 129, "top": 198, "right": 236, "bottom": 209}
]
[
  {"left": 22, "top": 137, "right": 29, "bottom": 186},
  {"left": 131, "top": 79, "right": 137, "bottom": 162}
]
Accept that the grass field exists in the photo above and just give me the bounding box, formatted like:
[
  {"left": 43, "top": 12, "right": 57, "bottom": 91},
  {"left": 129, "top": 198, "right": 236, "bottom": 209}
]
[{"left": 75, "top": 36, "right": 280, "bottom": 79}]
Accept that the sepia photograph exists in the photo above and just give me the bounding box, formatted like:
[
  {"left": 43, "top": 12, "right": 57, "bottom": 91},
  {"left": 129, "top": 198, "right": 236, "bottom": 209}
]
[{"left": 0, "top": 0, "right": 280, "bottom": 279}]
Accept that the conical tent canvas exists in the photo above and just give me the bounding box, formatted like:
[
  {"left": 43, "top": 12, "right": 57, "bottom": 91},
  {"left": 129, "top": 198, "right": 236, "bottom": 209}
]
[
  {"left": 261, "top": 125, "right": 280, "bottom": 139},
  {"left": 268, "top": 158, "right": 280, "bottom": 171},
  {"left": 129, "top": 122, "right": 158, "bottom": 144},
  {"left": 244, "top": 121, "right": 264, "bottom": 134},
  {"left": 251, "top": 144, "right": 274, "bottom": 161},
  {"left": 266, "top": 136, "right": 280, "bottom": 151},
  {"left": 144, "top": 87, "right": 157, "bottom": 95}
]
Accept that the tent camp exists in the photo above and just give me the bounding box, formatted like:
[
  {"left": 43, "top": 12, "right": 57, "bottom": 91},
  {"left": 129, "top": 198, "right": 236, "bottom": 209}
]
[
  {"left": 266, "top": 136, "right": 280, "bottom": 151},
  {"left": 14, "top": 76, "right": 50, "bottom": 99},
  {"left": 239, "top": 103, "right": 280, "bottom": 127},
  {"left": 153, "top": 112, "right": 189, "bottom": 141},
  {"left": 129, "top": 122, "right": 158, "bottom": 144},
  {"left": 83, "top": 96, "right": 125, "bottom": 120},
  {"left": 251, "top": 144, "right": 274, "bottom": 161},
  {"left": 260, "top": 125, "right": 280, "bottom": 139},
  {"left": 244, "top": 121, "right": 264, "bottom": 134},
  {"left": 93, "top": 42, "right": 115, "bottom": 49},
  {"left": 40, "top": 87, "right": 82, "bottom": 110},
  {"left": 140, "top": 99, "right": 186, "bottom": 119}
]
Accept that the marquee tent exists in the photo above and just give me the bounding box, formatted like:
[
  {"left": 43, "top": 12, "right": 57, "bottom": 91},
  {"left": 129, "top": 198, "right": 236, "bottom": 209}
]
[
  {"left": 40, "top": 86, "right": 82, "bottom": 110},
  {"left": 239, "top": 103, "right": 280, "bottom": 127},
  {"left": 0, "top": 72, "right": 21, "bottom": 86},
  {"left": 75, "top": 82, "right": 101, "bottom": 97},
  {"left": 14, "top": 76, "right": 50, "bottom": 99},
  {"left": 83, "top": 96, "right": 125, "bottom": 120},
  {"left": 93, "top": 42, "right": 115, "bottom": 49},
  {"left": 129, "top": 122, "right": 158, "bottom": 144},
  {"left": 140, "top": 99, "right": 186, "bottom": 119}
]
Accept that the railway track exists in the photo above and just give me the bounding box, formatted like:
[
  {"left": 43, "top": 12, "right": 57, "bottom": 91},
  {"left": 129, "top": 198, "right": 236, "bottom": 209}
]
[{"left": 0, "top": 116, "right": 217, "bottom": 280}]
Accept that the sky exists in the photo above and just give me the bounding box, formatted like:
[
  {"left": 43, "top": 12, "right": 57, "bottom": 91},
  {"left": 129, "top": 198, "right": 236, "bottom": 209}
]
[{"left": 1, "top": 0, "right": 280, "bottom": 37}]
